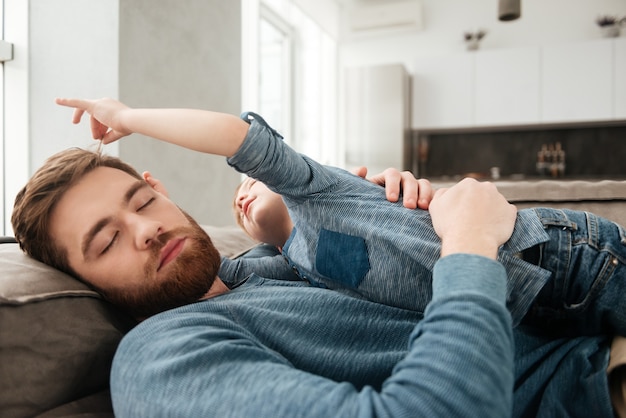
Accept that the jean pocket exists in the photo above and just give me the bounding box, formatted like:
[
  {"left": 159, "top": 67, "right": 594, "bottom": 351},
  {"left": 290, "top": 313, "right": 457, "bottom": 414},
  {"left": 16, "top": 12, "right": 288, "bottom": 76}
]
[{"left": 315, "top": 228, "right": 370, "bottom": 288}]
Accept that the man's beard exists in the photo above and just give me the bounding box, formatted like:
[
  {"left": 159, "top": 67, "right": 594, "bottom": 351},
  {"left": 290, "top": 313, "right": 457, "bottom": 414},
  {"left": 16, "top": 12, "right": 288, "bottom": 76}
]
[{"left": 98, "top": 213, "right": 221, "bottom": 319}]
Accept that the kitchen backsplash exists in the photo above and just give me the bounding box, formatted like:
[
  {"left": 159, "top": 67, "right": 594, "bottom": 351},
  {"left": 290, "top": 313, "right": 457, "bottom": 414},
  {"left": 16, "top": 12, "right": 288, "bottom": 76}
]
[{"left": 412, "top": 125, "right": 626, "bottom": 181}]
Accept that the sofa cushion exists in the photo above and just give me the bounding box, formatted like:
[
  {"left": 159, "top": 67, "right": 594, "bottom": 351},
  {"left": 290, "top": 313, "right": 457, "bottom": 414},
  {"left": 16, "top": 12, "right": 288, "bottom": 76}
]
[
  {"left": 202, "top": 224, "right": 258, "bottom": 258},
  {"left": 0, "top": 242, "right": 136, "bottom": 418}
]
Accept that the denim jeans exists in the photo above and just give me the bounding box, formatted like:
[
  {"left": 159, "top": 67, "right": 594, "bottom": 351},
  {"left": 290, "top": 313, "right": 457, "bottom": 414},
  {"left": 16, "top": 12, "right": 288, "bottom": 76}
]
[
  {"left": 513, "top": 326, "right": 612, "bottom": 417},
  {"left": 524, "top": 207, "right": 626, "bottom": 336}
]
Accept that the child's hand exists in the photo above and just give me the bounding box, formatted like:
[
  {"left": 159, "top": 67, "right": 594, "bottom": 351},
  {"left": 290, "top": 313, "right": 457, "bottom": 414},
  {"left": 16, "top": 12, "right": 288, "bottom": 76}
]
[
  {"left": 56, "top": 97, "right": 132, "bottom": 144},
  {"left": 353, "top": 166, "right": 434, "bottom": 210}
]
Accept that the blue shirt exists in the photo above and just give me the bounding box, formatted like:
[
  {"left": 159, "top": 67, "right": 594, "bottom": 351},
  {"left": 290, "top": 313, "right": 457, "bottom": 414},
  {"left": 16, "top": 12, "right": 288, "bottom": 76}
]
[{"left": 223, "top": 113, "right": 551, "bottom": 323}]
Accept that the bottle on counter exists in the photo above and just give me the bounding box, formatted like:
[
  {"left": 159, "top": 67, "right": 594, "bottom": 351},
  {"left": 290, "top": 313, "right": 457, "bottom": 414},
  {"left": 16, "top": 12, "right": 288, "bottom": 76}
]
[
  {"left": 536, "top": 142, "right": 566, "bottom": 178},
  {"left": 536, "top": 144, "right": 548, "bottom": 176},
  {"left": 555, "top": 142, "right": 566, "bottom": 177}
]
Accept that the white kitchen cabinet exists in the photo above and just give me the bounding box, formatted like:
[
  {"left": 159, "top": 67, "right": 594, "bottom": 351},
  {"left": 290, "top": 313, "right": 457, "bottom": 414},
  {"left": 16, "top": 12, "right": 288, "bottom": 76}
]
[
  {"left": 412, "top": 38, "right": 623, "bottom": 130},
  {"left": 412, "top": 53, "right": 474, "bottom": 129},
  {"left": 474, "top": 46, "right": 540, "bottom": 126},
  {"left": 541, "top": 39, "right": 613, "bottom": 123},
  {"left": 614, "top": 37, "right": 626, "bottom": 119}
]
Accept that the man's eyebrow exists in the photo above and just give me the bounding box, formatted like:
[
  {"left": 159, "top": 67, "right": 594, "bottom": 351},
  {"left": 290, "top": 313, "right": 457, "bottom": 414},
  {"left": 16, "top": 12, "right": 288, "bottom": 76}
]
[{"left": 81, "top": 180, "right": 149, "bottom": 259}]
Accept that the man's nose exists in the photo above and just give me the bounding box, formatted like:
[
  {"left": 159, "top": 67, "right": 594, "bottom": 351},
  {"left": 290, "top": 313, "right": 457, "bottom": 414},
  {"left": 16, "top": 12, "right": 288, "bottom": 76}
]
[{"left": 130, "top": 214, "right": 163, "bottom": 250}]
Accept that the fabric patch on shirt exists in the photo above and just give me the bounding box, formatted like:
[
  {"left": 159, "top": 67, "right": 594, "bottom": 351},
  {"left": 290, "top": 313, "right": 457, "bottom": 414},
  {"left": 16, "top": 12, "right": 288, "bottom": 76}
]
[{"left": 315, "top": 228, "right": 370, "bottom": 288}]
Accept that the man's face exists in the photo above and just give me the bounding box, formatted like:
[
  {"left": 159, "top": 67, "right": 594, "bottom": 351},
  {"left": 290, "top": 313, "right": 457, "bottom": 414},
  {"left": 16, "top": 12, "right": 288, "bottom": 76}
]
[
  {"left": 234, "top": 178, "right": 291, "bottom": 246},
  {"left": 50, "top": 166, "right": 220, "bottom": 318}
]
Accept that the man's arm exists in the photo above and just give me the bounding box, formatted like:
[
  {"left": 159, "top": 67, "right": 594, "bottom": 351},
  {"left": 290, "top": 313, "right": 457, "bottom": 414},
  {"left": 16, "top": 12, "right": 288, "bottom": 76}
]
[
  {"left": 112, "top": 255, "right": 513, "bottom": 418},
  {"left": 56, "top": 97, "right": 249, "bottom": 157}
]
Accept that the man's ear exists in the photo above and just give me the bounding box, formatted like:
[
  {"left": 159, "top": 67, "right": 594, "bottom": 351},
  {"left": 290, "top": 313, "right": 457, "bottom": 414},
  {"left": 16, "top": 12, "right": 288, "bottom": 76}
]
[{"left": 142, "top": 171, "right": 169, "bottom": 197}]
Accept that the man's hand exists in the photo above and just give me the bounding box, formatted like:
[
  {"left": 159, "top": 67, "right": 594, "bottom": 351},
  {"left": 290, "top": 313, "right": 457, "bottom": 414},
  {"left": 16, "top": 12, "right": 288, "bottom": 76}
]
[
  {"left": 352, "top": 166, "right": 433, "bottom": 209},
  {"left": 429, "top": 178, "right": 517, "bottom": 260}
]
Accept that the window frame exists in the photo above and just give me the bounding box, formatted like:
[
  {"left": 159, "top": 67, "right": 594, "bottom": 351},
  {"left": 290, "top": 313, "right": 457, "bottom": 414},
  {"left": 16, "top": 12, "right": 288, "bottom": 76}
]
[
  {"left": 2, "top": 0, "right": 28, "bottom": 236},
  {"left": 258, "top": 4, "right": 295, "bottom": 144}
]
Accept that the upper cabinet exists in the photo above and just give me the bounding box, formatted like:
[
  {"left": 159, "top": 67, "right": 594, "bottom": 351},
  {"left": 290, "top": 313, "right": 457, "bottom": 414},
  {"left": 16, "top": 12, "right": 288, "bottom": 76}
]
[
  {"left": 412, "top": 38, "right": 625, "bottom": 129},
  {"left": 615, "top": 37, "right": 626, "bottom": 120},
  {"left": 541, "top": 39, "right": 613, "bottom": 123},
  {"left": 412, "top": 53, "right": 474, "bottom": 128},
  {"left": 474, "top": 46, "right": 540, "bottom": 126}
]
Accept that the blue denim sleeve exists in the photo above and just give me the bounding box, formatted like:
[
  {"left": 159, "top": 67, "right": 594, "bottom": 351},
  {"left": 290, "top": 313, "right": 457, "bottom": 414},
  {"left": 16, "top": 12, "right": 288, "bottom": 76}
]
[
  {"left": 111, "top": 254, "right": 513, "bottom": 418},
  {"left": 226, "top": 113, "right": 337, "bottom": 200}
]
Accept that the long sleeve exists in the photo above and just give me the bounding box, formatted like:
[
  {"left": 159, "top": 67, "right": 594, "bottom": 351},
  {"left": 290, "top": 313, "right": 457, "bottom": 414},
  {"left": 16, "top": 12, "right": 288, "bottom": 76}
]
[
  {"left": 227, "top": 113, "right": 339, "bottom": 200},
  {"left": 111, "top": 254, "right": 513, "bottom": 418}
]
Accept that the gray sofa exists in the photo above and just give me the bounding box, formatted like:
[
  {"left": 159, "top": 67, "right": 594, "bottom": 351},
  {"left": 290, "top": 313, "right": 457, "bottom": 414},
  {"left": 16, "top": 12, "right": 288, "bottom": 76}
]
[{"left": 1, "top": 180, "right": 625, "bottom": 417}]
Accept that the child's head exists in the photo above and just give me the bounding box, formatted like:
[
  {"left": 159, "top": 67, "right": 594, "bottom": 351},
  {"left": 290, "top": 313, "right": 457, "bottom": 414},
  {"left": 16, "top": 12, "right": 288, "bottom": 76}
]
[{"left": 233, "top": 177, "right": 293, "bottom": 248}]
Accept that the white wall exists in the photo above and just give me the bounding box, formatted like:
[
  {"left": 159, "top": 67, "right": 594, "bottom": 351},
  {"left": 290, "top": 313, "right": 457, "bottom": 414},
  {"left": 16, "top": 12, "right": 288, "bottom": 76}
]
[
  {"left": 29, "top": 0, "right": 120, "bottom": 166},
  {"left": 4, "top": 0, "right": 241, "bottom": 230},
  {"left": 4, "top": 0, "right": 119, "bottom": 234},
  {"left": 339, "top": 0, "right": 626, "bottom": 70},
  {"left": 117, "top": 0, "right": 242, "bottom": 227}
]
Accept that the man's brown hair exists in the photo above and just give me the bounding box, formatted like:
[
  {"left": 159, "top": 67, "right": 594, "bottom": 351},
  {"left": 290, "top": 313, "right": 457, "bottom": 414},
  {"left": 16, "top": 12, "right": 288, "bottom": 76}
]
[{"left": 11, "top": 148, "right": 143, "bottom": 276}]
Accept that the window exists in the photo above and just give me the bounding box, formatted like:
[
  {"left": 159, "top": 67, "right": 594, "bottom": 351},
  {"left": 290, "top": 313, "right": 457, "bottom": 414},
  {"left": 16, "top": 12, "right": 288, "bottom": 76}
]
[
  {"left": 0, "top": 1, "right": 8, "bottom": 235},
  {"left": 258, "top": 8, "right": 293, "bottom": 142},
  {"left": 2, "top": 0, "right": 27, "bottom": 236},
  {"left": 242, "top": 0, "right": 338, "bottom": 165},
  {"left": 291, "top": 12, "right": 337, "bottom": 165}
]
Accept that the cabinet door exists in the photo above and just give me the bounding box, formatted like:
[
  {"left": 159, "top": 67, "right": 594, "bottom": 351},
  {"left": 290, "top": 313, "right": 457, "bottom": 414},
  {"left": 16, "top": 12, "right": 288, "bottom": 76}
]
[
  {"left": 542, "top": 39, "right": 613, "bottom": 123},
  {"left": 615, "top": 37, "right": 626, "bottom": 119},
  {"left": 412, "top": 53, "right": 473, "bottom": 128},
  {"left": 474, "top": 46, "right": 540, "bottom": 126}
]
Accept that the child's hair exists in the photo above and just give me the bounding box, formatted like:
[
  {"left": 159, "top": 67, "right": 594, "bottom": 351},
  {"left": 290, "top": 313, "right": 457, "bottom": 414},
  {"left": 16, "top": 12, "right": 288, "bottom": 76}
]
[{"left": 11, "top": 148, "right": 143, "bottom": 276}]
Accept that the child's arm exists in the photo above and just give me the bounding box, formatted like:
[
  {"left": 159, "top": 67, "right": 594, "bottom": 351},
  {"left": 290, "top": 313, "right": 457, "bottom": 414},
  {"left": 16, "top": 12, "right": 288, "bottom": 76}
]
[{"left": 55, "top": 97, "right": 249, "bottom": 158}]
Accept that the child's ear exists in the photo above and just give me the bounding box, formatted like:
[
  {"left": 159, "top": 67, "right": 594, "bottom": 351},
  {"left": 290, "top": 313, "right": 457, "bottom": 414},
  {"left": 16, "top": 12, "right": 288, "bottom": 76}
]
[{"left": 142, "top": 171, "right": 169, "bottom": 197}]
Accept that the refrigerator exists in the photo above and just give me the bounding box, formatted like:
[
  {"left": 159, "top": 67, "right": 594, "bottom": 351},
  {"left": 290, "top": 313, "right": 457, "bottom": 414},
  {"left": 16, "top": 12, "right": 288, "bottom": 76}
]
[{"left": 343, "top": 63, "right": 411, "bottom": 175}]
